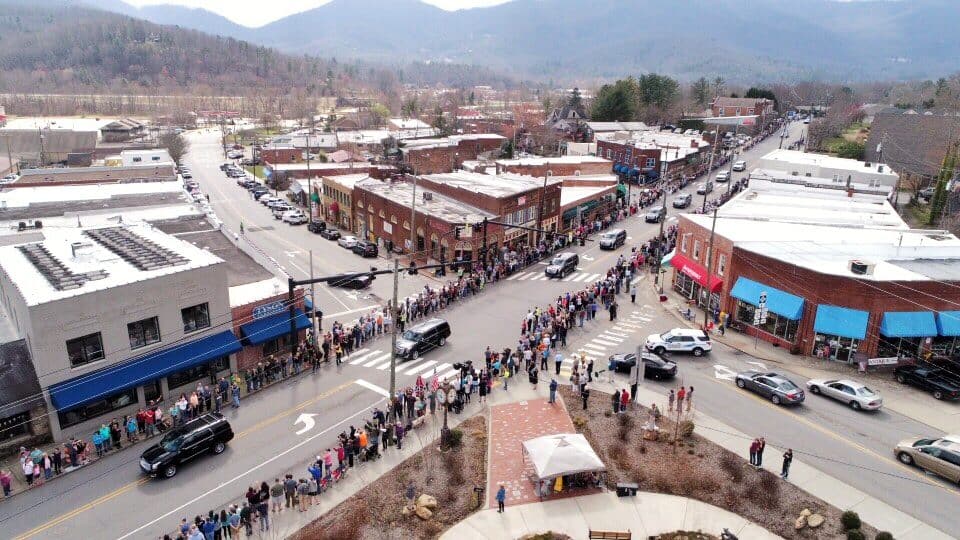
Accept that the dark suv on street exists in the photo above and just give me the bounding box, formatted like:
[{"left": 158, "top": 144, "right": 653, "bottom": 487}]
[
  {"left": 140, "top": 413, "right": 234, "bottom": 478},
  {"left": 352, "top": 240, "right": 379, "bottom": 258},
  {"left": 395, "top": 318, "right": 451, "bottom": 360}
]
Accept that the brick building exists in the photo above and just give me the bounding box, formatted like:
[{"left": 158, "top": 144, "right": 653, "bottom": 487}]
[
  {"left": 402, "top": 134, "right": 507, "bottom": 174},
  {"left": 260, "top": 147, "right": 304, "bottom": 165},
  {"left": 321, "top": 173, "right": 370, "bottom": 233},
  {"left": 493, "top": 155, "right": 613, "bottom": 177},
  {"left": 595, "top": 131, "right": 711, "bottom": 181},
  {"left": 710, "top": 97, "right": 776, "bottom": 131},
  {"left": 265, "top": 162, "right": 395, "bottom": 180},
  {"left": 671, "top": 176, "right": 960, "bottom": 364},
  {"left": 230, "top": 286, "right": 308, "bottom": 372}
]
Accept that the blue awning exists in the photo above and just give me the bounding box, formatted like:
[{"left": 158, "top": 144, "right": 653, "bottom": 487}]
[
  {"left": 814, "top": 305, "right": 869, "bottom": 340},
  {"left": 729, "top": 277, "right": 804, "bottom": 320},
  {"left": 630, "top": 168, "right": 641, "bottom": 176},
  {"left": 239, "top": 308, "right": 310, "bottom": 346},
  {"left": 612, "top": 163, "right": 621, "bottom": 172},
  {"left": 880, "top": 311, "right": 937, "bottom": 338},
  {"left": 49, "top": 330, "right": 242, "bottom": 411},
  {"left": 936, "top": 311, "right": 960, "bottom": 336}
]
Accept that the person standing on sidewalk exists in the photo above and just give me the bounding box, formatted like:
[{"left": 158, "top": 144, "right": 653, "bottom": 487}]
[
  {"left": 629, "top": 282, "right": 637, "bottom": 304},
  {"left": 676, "top": 386, "right": 686, "bottom": 412},
  {"left": 749, "top": 439, "right": 760, "bottom": 466},
  {"left": 581, "top": 383, "right": 590, "bottom": 410},
  {"left": 555, "top": 352, "right": 563, "bottom": 375},
  {"left": 668, "top": 389, "right": 675, "bottom": 412},
  {"left": 548, "top": 378, "right": 558, "bottom": 404},
  {"left": 496, "top": 484, "right": 506, "bottom": 513},
  {"left": 686, "top": 386, "right": 694, "bottom": 412},
  {"left": 756, "top": 437, "right": 766, "bottom": 468},
  {"left": 781, "top": 448, "right": 793, "bottom": 479}
]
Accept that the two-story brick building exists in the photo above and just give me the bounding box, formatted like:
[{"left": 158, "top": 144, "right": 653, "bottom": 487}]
[
  {"left": 710, "top": 97, "right": 776, "bottom": 132},
  {"left": 401, "top": 134, "right": 507, "bottom": 174},
  {"left": 595, "top": 131, "right": 712, "bottom": 181},
  {"left": 671, "top": 176, "right": 960, "bottom": 364},
  {"left": 493, "top": 155, "right": 612, "bottom": 177}
]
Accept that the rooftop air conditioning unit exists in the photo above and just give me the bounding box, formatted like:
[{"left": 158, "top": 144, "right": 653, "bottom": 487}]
[
  {"left": 422, "top": 192, "right": 433, "bottom": 201},
  {"left": 849, "top": 259, "right": 875, "bottom": 275}
]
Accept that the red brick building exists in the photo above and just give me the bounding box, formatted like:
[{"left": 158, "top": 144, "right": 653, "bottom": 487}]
[
  {"left": 260, "top": 147, "right": 303, "bottom": 164},
  {"left": 710, "top": 97, "right": 776, "bottom": 131},
  {"left": 231, "top": 288, "right": 308, "bottom": 372},
  {"left": 266, "top": 162, "right": 396, "bottom": 180},
  {"left": 595, "top": 131, "right": 710, "bottom": 180},
  {"left": 670, "top": 178, "right": 960, "bottom": 364},
  {"left": 494, "top": 155, "right": 612, "bottom": 177},
  {"left": 402, "top": 134, "right": 507, "bottom": 174}
]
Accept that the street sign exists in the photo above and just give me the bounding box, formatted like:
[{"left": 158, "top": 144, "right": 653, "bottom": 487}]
[{"left": 753, "top": 291, "right": 768, "bottom": 325}]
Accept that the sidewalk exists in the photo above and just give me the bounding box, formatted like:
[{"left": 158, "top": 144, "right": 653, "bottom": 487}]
[
  {"left": 650, "top": 284, "right": 960, "bottom": 434},
  {"left": 441, "top": 491, "right": 782, "bottom": 540}
]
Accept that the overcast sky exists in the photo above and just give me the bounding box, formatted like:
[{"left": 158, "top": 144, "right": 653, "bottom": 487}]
[{"left": 122, "top": 0, "right": 513, "bottom": 27}]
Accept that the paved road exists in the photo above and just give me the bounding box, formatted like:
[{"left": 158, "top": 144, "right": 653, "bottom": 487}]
[{"left": 8, "top": 122, "right": 957, "bottom": 537}]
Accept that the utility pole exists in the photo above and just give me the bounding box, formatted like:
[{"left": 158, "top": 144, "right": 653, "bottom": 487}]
[
  {"left": 309, "top": 250, "right": 319, "bottom": 343},
  {"left": 702, "top": 205, "right": 719, "bottom": 330},
  {"left": 725, "top": 120, "right": 741, "bottom": 196},
  {"left": 702, "top": 125, "right": 721, "bottom": 212},
  {"left": 481, "top": 217, "right": 489, "bottom": 266},
  {"left": 409, "top": 173, "right": 419, "bottom": 257},
  {"left": 306, "top": 131, "right": 313, "bottom": 220},
  {"left": 536, "top": 174, "right": 549, "bottom": 245},
  {"left": 655, "top": 158, "right": 670, "bottom": 294},
  {"left": 388, "top": 257, "right": 401, "bottom": 413}
]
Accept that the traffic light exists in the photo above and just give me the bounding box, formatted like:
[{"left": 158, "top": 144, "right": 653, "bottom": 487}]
[
  {"left": 408, "top": 262, "right": 418, "bottom": 275},
  {"left": 454, "top": 226, "right": 461, "bottom": 240}
]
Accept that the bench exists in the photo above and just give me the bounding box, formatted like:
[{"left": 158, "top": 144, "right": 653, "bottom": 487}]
[{"left": 588, "top": 530, "right": 631, "bottom": 540}]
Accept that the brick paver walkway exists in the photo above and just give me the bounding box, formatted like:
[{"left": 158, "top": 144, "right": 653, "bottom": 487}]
[{"left": 487, "top": 397, "right": 577, "bottom": 508}]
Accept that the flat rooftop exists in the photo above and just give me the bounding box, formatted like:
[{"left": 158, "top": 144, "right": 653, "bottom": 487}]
[
  {"left": 597, "top": 131, "right": 711, "bottom": 161},
  {"left": 759, "top": 149, "right": 899, "bottom": 178},
  {"left": 267, "top": 162, "right": 387, "bottom": 172},
  {"left": 496, "top": 155, "right": 611, "bottom": 166},
  {"left": 420, "top": 171, "right": 562, "bottom": 198},
  {"left": 561, "top": 184, "right": 616, "bottom": 208},
  {"left": 323, "top": 173, "right": 370, "bottom": 190},
  {"left": 0, "top": 222, "right": 223, "bottom": 306},
  {"left": 0, "top": 180, "right": 190, "bottom": 220},
  {"left": 357, "top": 179, "right": 494, "bottom": 224}
]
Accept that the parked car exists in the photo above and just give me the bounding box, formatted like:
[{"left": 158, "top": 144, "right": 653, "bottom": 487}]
[
  {"left": 307, "top": 220, "right": 327, "bottom": 234},
  {"left": 608, "top": 352, "right": 678, "bottom": 379},
  {"left": 226, "top": 150, "right": 243, "bottom": 159},
  {"left": 696, "top": 182, "right": 714, "bottom": 195},
  {"left": 338, "top": 235, "right": 359, "bottom": 249},
  {"left": 394, "top": 318, "right": 452, "bottom": 360},
  {"left": 352, "top": 240, "right": 378, "bottom": 258},
  {"left": 715, "top": 171, "right": 731, "bottom": 183},
  {"left": 599, "top": 229, "right": 627, "bottom": 250},
  {"left": 181, "top": 171, "right": 193, "bottom": 179},
  {"left": 545, "top": 252, "right": 579, "bottom": 278},
  {"left": 895, "top": 435, "right": 960, "bottom": 484},
  {"left": 673, "top": 193, "right": 692, "bottom": 209},
  {"left": 806, "top": 378, "right": 882, "bottom": 410},
  {"left": 251, "top": 189, "right": 269, "bottom": 200},
  {"left": 803, "top": 118, "right": 811, "bottom": 124},
  {"left": 271, "top": 204, "right": 294, "bottom": 219},
  {"left": 330, "top": 273, "right": 374, "bottom": 289},
  {"left": 645, "top": 207, "right": 666, "bottom": 223},
  {"left": 321, "top": 228, "right": 341, "bottom": 241},
  {"left": 735, "top": 371, "right": 806, "bottom": 405},
  {"left": 732, "top": 160, "right": 747, "bottom": 172},
  {"left": 645, "top": 328, "right": 712, "bottom": 356},
  {"left": 894, "top": 365, "right": 960, "bottom": 400},
  {"left": 140, "top": 413, "right": 234, "bottom": 478},
  {"left": 281, "top": 210, "right": 308, "bottom": 224}
]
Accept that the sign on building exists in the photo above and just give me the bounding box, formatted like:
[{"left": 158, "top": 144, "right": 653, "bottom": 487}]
[
  {"left": 253, "top": 301, "right": 285, "bottom": 319},
  {"left": 753, "top": 292, "right": 768, "bottom": 326}
]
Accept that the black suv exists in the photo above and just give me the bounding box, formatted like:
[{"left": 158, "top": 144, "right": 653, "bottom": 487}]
[
  {"left": 307, "top": 220, "right": 326, "bottom": 234},
  {"left": 320, "top": 228, "right": 341, "bottom": 241},
  {"left": 395, "top": 318, "right": 451, "bottom": 360},
  {"left": 352, "top": 241, "right": 378, "bottom": 258},
  {"left": 140, "top": 413, "right": 234, "bottom": 478}
]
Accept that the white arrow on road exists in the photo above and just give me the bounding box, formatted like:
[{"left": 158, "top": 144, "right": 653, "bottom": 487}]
[
  {"left": 746, "top": 361, "right": 768, "bottom": 371},
  {"left": 285, "top": 251, "right": 302, "bottom": 257},
  {"left": 294, "top": 413, "right": 317, "bottom": 435},
  {"left": 582, "top": 254, "right": 595, "bottom": 261},
  {"left": 713, "top": 364, "right": 737, "bottom": 381}
]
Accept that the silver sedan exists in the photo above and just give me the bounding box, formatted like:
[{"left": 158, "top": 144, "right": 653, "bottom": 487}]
[{"left": 806, "top": 378, "right": 883, "bottom": 410}]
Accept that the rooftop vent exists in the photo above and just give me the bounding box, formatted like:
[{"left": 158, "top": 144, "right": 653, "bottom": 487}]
[
  {"left": 18, "top": 243, "right": 108, "bottom": 291},
  {"left": 83, "top": 227, "right": 189, "bottom": 271},
  {"left": 849, "top": 259, "right": 874, "bottom": 275},
  {"left": 422, "top": 192, "right": 433, "bottom": 201}
]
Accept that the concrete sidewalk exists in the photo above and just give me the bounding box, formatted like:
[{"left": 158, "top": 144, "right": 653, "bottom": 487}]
[
  {"left": 441, "top": 491, "right": 782, "bottom": 540},
  {"left": 650, "top": 284, "right": 960, "bottom": 435}
]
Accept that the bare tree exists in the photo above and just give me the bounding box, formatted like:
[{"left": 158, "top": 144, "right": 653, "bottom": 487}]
[{"left": 159, "top": 132, "right": 190, "bottom": 165}]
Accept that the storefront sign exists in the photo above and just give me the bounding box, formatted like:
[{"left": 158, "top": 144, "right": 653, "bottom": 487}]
[
  {"left": 867, "top": 357, "right": 899, "bottom": 367},
  {"left": 253, "top": 301, "right": 285, "bottom": 320},
  {"left": 753, "top": 292, "right": 768, "bottom": 325}
]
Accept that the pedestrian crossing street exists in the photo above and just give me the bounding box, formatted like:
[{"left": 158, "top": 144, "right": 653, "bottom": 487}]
[
  {"left": 338, "top": 304, "right": 658, "bottom": 386},
  {"left": 556, "top": 304, "right": 657, "bottom": 379},
  {"left": 506, "top": 271, "right": 605, "bottom": 282}
]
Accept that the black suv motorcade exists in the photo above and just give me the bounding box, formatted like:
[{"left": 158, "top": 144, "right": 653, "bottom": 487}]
[
  {"left": 352, "top": 240, "right": 378, "bottom": 258},
  {"left": 307, "top": 220, "right": 327, "bottom": 234},
  {"left": 608, "top": 352, "right": 678, "bottom": 379},
  {"left": 395, "top": 318, "right": 452, "bottom": 360},
  {"left": 140, "top": 413, "right": 234, "bottom": 478}
]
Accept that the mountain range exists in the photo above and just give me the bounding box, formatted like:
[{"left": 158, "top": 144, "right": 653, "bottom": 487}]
[{"left": 83, "top": 0, "right": 960, "bottom": 82}]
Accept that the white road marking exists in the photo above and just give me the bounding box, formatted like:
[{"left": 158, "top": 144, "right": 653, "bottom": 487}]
[
  {"left": 591, "top": 338, "right": 620, "bottom": 347},
  {"left": 747, "top": 361, "right": 769, "bottom": 371},
  {"left": 394, "top": 358, "right": 428, "bottom": 372},
  {"left": 714, "top": 364, "right": 738, "bottom": 381},
  {"left": 599, "top": 334, "right": 625, "bottom": 342},
  {"left": 363, "top": 352, "right": 391, "bottom": 367},
  {"left": 405, "top": 360, "right": 438, "bottom": 375},
  {"left": 430, "top": 362, "right": 452, "bottom": 376},
  {"left": 294, "top": 413, "right": 317, "bottom": 435},
  {"left": 603, "top": 331, "right": 631, "bottom": 338},
  {"left": 569, "top": 273, "right": 589, "bottom": 282},
  {"left": 437, "top": 369, "right": 459, "bottom": 381},
  {"left": 348, "top": 350, "right": 380, "bottom": 365},
  {"left": 583, "top": 273, "right": 601, "bottom": 282}
]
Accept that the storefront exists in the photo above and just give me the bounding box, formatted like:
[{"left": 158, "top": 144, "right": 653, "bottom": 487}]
[
  {"left": 875, "top": 311, "right": 937, "bottom": 361},
  {"left": 729, "top": 277, "right": 804, "bottom": 344},
  {"left": 933, "top": 311, "right": 960, "bottom": 356},
  {"left": 812, "top": 305, "right": 869, "bottom": 363},
  {"left": 671, "top": 253, "right": 723, "bottom": 311}
]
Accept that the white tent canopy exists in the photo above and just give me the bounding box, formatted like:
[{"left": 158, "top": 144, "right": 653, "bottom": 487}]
[{"left": 521, "top": 433, "right": 606, "bottom": 480}]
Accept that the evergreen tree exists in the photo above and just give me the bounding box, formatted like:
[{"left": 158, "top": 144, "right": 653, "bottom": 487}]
[
  {"left": 691, "top": 77, "right": 711, "bottom": 107},
  {"left": 568, "top": 87, "right": 583, "bottom": 110},
  {"left": 590, "top": 78, "right": 639, "bottom": 122}
]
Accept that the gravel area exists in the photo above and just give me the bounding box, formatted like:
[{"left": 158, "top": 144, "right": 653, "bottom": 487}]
[
  {"left": 559, "top": 386, "right": 879, "bottom": 540},
  {"left": 291, "top": 415, "right": 488, "bottom": 540}
]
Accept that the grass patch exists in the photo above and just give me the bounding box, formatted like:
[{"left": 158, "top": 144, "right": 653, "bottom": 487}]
[{"left": 245, "top": 165, "right": 267, "bottom": 179}]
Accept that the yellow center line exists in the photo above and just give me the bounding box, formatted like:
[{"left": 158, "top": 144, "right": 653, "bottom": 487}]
[
  {"left": 16, "top": 380, "right": 357, "bottom": 539},
  {"left": 710, "top": 376, "right": 960, "bottom": 498}
]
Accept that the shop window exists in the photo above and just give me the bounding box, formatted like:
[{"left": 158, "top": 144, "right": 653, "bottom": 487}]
[
  {"left": 263, "top": 335, "right": 290, "bottom": 356},
  {"left": 127, "top": 316, "right": 161, "bottom": 350},
  {"left": 167, "top": 357, "right": 229, "bottom": 390},
  {"left": 876, "top": 336, "right": 922, "bottom": 360},
  {"left": 144, "top": 380, "right": 163, "bottom": 403},
  {"left": 181, "top": 303, "right": 210, "bottom": 333},
  {"left": 58, "top": 387, "right": 137, "bottom": 429},
  {"left": 66, "top": 332, "right": 104, "bottom": 367},
  {"left": 645, "top": 158, "right": 656, "bottom": 168},
  {"left": 735, "top": 300, "right": 798, "bottom": 342},
  {"left": 0, "top": 411, "right": 30, "bottom": 441},
  {"left": 813, "top": 333, "right": 859, "bottom": 363}
]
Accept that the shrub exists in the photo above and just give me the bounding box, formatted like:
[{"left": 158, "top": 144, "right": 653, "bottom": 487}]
[
  {"left": 639, "top": 444, "right": 647, "bottom": 454},
  {"left": 744, "top": 470, "right": 780, "bottom": 510},
  {"left": 687, "top": 449, "right": 695, "bottom": 455},
  {"left": 604, "top": 409, "right": 613, "bottom": 417},
  {"left": 841, "top": 510, "right": 862, "bottom": 531},
  {"left": 874, "top": 533, "right": 894, "bottom": 540},
  {"left": 678, "top": 420, "right": 694, "bottom": 438},
  {"left": 572, "top": 416, "right": 587, "bottom": 429},
  {"left": 617, "top": 413, "right": 634, "bottom": 428},
  {"left": 719, "top": 452, "right": 744, "bottom": 483},
  {"left": 846, "top": 529, "right": 866, "bottom": 540},
  {"left": 447, "top": 428, "right": 464, "bottom": 448}
]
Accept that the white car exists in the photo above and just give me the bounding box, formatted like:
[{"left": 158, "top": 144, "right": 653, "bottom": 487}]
[
  {"left": 806, "top": 379, "right": 882, "bottom": 410},
  {"left": 271, "top": 203, "right": 293, "bottom": 218},
  {"left": 645, "top": 328, "right": 712, "bottom": 357},
  {"left": 259, "top": 195, "right": 279, "bottom": 206},
  {"left": 281, "top": 210, "right": 308, "bottom": 225},
  {"left": 732, "top": 160, "right": 747, "bottom": 172},
  {"left": 227, "top": 150, "right": 243, "bottom": 159},
  {"left": 338, "top": 235, "right": 359, "bottom": 249},
  {"left": 1, "top": 174, "right": 18, "bottom": 183},
  {"left": 715, "top": 171, "right": 731, "bottom": 183}
]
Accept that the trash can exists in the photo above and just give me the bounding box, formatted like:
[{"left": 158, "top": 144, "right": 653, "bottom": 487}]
[{"left": 616, "top": 482, "right": 639, "bottom": 497}]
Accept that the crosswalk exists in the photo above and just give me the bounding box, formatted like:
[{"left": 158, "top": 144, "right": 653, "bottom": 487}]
[
  {"left": 554, "top": 304, "right": 658, "bottom": 379},
  {"left": 506, "top": 271, "right": 604, "bottom": 283},
  {"left": 336, "top": 303, "right": 659, "bottom": 385}
]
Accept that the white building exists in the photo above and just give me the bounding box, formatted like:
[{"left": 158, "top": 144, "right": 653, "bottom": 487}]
[{"left": 757, "top": 149, "right": 899, "bottom": 187}]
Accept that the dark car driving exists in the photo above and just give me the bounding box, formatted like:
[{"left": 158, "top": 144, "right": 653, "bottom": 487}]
[
  {"left": 735, "top": 371, "right": 805, "bottom": 405},
  {"left": 330, "top": 273, "right": 374, "bottom": 289},
  {"left": 140, "top": 413, "right": 234, "bottom": 478},
  {"left": 307, "top": 220, "right": 327, "bottom": 234},
  {"left": 395, "top": 318, "right": 451, "bottom": 360},
  {"left": 352, "top": 240, "right": 379, "bottom": 258},
  {"left": 608, "top": 352, "right": 677, "bottom": 379}
]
